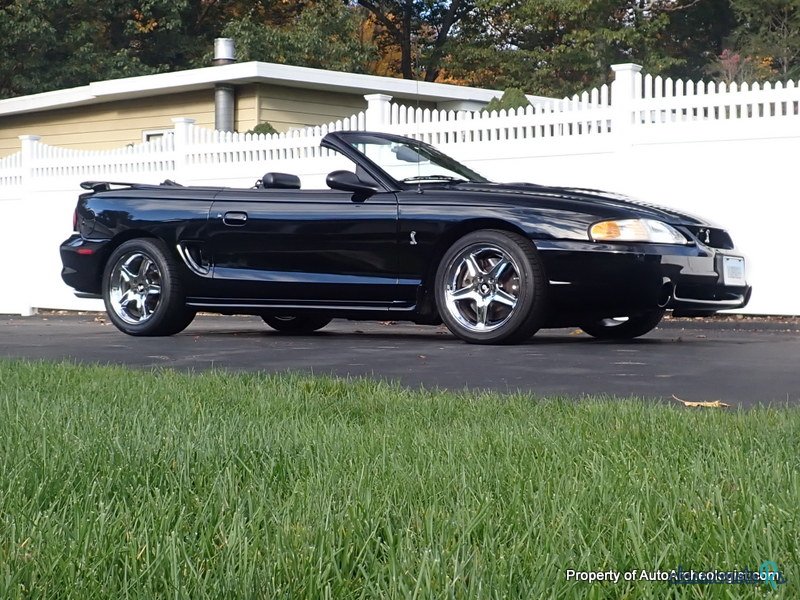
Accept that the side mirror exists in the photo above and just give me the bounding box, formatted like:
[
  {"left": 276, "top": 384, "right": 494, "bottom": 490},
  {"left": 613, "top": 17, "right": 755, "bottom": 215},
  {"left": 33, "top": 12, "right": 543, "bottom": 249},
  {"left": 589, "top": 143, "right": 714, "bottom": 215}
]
[{"left": 326, "top": 170, "right": 379, "bottom": 196}]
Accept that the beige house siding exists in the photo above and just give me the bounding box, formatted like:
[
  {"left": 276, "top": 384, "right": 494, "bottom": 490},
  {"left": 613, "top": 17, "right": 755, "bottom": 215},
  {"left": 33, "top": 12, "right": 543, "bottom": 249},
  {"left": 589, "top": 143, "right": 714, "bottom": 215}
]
[
  {"left": 0, "top": 90, "right": 216, "bottom": 157},
  {"left": 256, "top": 86, "right": 366, "bottom": 131},
  {"left": 254, "top": 85, "right": 437, "bottom": 131},
  {"left": 234, "top": 84, "right": 259, "bottom": 132}
]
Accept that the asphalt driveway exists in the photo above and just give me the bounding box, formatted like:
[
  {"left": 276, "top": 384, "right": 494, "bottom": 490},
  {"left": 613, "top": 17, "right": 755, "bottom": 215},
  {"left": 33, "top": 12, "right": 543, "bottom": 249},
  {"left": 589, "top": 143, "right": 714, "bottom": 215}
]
[{"left": 1, "top": 313, "right": 798, "bottom": 407}]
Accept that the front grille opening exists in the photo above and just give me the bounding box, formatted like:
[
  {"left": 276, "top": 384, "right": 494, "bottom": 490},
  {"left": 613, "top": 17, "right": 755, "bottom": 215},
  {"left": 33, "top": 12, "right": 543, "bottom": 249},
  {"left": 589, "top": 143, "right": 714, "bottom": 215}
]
[{"left": 683, "top": 226, "right": 734, "bottom": 249}]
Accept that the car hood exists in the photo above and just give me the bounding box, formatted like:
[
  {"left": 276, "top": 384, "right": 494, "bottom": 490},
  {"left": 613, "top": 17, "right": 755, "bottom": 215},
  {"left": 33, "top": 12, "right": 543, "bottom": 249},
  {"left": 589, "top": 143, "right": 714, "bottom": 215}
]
[{"left": 453, "top": 182, "right": 709, "bottom": 226}]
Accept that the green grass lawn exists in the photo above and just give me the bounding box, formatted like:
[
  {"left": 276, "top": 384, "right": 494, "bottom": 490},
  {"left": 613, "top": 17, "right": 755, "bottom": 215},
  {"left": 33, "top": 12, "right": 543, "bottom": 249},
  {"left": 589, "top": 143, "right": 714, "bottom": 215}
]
[{"left": 0, "top": 359, "right": 797, "bottom": 599}]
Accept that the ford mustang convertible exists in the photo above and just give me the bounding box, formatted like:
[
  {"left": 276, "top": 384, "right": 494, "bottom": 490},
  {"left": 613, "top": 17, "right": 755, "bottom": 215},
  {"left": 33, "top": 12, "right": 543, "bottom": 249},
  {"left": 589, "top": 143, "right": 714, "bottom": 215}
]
[{"left": 60, "top": 131, "right": 750, "bottom": 344}]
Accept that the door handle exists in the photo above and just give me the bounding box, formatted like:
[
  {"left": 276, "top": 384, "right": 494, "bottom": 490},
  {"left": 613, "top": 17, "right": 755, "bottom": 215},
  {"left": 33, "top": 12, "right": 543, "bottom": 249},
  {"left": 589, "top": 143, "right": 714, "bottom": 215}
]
[{"left": 222, "top": 211, "right": 248, "bottom": 226}]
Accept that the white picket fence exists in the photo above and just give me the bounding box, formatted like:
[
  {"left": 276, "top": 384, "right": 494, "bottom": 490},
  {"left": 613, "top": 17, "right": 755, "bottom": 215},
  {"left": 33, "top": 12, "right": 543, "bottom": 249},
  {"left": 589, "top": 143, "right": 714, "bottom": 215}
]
[
  {"left": 0, "top": 150, "right": 22, "bottom": 187},
  {"left": 1, "top": 63, "right": 799, "bottom": 316}
]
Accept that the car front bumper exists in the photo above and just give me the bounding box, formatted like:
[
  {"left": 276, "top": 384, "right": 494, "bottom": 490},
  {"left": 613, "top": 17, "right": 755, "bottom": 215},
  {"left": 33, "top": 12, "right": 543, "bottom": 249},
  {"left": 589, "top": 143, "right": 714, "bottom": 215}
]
[{"left": 537, "top": 239, "right": 751, "bottom": 317}]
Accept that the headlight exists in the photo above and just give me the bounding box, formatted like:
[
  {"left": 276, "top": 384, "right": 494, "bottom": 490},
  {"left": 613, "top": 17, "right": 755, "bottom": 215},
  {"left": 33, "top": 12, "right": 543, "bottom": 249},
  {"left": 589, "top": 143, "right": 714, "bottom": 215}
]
[{"left": 589, "top": 219, "right": 688, "bottom": 244}]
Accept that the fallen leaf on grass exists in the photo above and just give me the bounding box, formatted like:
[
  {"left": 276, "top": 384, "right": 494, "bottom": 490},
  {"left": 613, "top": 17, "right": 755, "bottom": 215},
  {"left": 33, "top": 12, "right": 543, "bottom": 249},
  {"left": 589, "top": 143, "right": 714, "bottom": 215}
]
[{"left": 672, "top": 394, "right": 731, "bottom": 408}]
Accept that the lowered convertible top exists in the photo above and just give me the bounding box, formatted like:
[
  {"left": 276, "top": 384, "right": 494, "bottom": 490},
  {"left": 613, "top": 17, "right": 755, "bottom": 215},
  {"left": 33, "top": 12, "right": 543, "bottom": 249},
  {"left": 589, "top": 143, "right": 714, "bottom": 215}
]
[{"left": 80, "top": 180, "right": 186, "bottom": 192}]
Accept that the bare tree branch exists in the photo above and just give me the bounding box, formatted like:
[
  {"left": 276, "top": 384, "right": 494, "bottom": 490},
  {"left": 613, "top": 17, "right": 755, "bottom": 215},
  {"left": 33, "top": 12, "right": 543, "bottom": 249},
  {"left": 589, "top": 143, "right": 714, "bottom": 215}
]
[{"left": 639, "top": 0, "right": 704, "bottom": 13}]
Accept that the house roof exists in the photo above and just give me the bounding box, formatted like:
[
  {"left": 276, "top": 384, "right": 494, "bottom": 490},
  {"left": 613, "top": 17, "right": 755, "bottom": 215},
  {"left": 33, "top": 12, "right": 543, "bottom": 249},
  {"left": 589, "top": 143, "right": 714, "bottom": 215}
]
[{"left": 0, "top": 61, "right": 529, "bottom": 117}]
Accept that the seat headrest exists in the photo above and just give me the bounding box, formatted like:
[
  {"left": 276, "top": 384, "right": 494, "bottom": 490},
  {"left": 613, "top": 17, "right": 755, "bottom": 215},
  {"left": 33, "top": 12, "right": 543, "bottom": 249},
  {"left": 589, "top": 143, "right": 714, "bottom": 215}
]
[{"left": 261, "top": 172, "right": 301, "bottom": 189}]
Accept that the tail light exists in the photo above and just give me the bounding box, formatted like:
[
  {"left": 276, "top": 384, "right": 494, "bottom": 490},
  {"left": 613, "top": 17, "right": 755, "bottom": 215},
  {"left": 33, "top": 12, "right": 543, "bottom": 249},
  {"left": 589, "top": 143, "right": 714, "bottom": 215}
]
[{"left": 72, "top": 208, "right": 79, "bottom": 231}]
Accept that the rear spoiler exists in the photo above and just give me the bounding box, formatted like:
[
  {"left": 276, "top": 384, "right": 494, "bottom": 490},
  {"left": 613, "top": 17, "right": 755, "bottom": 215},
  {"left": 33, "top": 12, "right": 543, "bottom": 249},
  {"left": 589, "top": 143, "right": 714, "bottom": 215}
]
[{"left": 80, "top": 180, "right": 184, "bottom": 192}]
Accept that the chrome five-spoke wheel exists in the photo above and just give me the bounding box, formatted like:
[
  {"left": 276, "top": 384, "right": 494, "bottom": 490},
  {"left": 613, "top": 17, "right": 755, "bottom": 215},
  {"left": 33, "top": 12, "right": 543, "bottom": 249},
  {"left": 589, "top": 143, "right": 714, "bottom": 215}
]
[
  {"left": 443, "top": 244, "right": 520, "bottom": 333},
  {"left": 102, "top": 238, "right": 195, "bottom": 336},
  {"left": 109, "top": 252, "right": 162, "bottom": 324},
  {"left": 435, "top": 230, "right": 546, "bottom": 344}
]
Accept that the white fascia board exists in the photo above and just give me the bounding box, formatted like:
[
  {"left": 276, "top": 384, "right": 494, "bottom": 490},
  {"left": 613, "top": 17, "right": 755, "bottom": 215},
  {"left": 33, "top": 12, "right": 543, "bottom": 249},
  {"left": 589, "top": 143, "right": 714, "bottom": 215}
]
[
  {"left": 87, "top": 64, "right": 247, "bottom": 100},
  {"left": 247, "top": 63, "right": 504, "bottom": 103},
  {"left": 0, "top": 61, "right": 509, "bottom": 118},
  {"left": 0, "top": 86, "right": 98, "bottom": 116}
]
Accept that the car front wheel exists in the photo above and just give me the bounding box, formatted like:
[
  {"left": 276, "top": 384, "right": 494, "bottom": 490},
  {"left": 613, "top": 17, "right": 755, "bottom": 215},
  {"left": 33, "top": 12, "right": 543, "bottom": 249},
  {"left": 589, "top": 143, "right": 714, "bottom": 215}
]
[
  {"left": 102, "top": 238, "right": 195, "bottom": 336},
  {"left": 580, "top": 309, "right": 665, "bottom": 340},
  {"left": 434, "top": 230, "right": 546, "bottom": 344}
]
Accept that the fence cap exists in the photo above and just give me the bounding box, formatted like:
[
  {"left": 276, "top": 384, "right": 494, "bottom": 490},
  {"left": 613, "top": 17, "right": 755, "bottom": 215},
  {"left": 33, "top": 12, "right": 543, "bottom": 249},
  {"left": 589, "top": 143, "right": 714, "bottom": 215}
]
[{"left": 611, "top": 63, "right": 643, "bottom": 74}]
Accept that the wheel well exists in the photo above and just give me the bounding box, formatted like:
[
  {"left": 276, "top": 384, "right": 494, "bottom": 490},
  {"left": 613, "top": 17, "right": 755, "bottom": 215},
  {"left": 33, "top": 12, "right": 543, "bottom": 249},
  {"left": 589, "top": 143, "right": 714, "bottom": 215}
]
[
  {"left": 417, "top": 219, "right": 535, "bottom": 310},
  {"left": 92, "top": 231, "right": 159, "bottom": 291}
]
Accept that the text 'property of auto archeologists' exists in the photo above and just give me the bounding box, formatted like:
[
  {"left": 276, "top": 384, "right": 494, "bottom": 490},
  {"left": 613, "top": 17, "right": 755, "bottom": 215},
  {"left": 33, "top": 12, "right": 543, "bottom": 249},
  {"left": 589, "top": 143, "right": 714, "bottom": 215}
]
[{"left": 565, "top": 562, "right": 787, "bottom": 590}]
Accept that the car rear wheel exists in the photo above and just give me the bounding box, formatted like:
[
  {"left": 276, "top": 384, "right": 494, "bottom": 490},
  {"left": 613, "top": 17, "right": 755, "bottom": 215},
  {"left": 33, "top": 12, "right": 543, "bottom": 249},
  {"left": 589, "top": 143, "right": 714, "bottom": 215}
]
[
  {"left": 262, "top": 315, "right": 332, "bottom": 334},
  {"left": 103, "top": 238, "right": 195, "bottom": 336},
  {"left": 580, "top": 309, "right": 665, "bottom": 340},
  {"left": 434, "top": 230, "right": 546, "bottom": 344}
]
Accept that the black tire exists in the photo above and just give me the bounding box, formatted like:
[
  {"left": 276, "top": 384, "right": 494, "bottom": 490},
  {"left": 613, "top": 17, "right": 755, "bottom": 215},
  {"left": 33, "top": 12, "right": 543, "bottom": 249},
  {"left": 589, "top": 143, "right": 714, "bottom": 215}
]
[
  {"left": 580, "top": 309, "right": 665, "bottom": 340},
  {"left": 434, "top": 229, "right": 546, "bottom": 344},
  {"left": 102, "top": 238, "right": 195, "bottom": 336},
  {"left": 262, "top": 315, "right": 332, "bottom": 334}
]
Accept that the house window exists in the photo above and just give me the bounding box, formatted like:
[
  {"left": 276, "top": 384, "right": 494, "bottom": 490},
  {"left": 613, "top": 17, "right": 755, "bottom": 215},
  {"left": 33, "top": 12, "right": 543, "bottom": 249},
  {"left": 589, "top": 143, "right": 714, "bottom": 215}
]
[{"left": 142, "top": 129, "right": 173, "bottom": 143}]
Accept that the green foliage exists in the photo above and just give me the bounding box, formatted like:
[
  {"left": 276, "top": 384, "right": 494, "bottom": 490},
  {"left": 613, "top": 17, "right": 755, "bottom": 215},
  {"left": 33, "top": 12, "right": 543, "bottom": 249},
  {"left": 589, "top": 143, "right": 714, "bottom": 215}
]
[
  {"left": 443, "top": 0, "right": 743, "bottom": 96},
  {"left": 0, "top": 0, "right": 374, "bottom": 99},
  {"left": 223, "top": 0, "right": 376, "bottom": 73},
  {"left": 247, "top": 121, "right": 278, "bottom": 135},
  {"left": 2, "top": 0, "right": 799, "bottom": 103},
  {"left": 1, "top": 359, "right": 798, "bottom": 598},
  {"left": 483, "top": 87, "right": 530, "bottom": 112},
  {"left": 653, "top": 0, "right": 738, "bottom": 79},
  {"left": 0, "top": 0, "right": 230, "bottom": 98},
  {"left": 730, "top": 0, "right": 800, "bottom": 77},
  {"left": 356, "top": 0, "right": 475, "bottom": 81}
]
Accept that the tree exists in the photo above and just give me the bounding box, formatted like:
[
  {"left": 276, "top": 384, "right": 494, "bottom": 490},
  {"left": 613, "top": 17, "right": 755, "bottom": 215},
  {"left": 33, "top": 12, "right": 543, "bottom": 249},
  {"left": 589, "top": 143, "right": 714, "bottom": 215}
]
[
  {"left": 0, "top": 0, "right": 235, "bottom": 98},
  {"left": 731, "top": 0, "right": 800, "bottom": 78},
  {"left": 222, "top": 0, "right": 376, "bottom": 72},
  {"left": 649, "top": 0, "right": 738, "bottom": 80},
  {"left": 0, "top": 0, "right": 157, "bottom": 99},
  {"left": 439, "top": 0, "right": 743, "bottom": 97},
  {"left": 483, "top": 88, "right": 530, "bottom": 112},
  {"left": 0, "top": 0, "right": 373, "bottom": 99},
  {"left": 704, "top": 48, "right": 774, "bottom": 83},
  {"left": 355, "top": 1, "right": 474, "bottom": 80}
]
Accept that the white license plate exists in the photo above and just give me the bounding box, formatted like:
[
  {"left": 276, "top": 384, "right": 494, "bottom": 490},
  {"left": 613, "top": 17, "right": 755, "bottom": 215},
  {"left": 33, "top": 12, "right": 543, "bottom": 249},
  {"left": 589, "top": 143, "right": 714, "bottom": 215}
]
[{"left": 722, "top": 256, "right": 746, "bottom": 286}]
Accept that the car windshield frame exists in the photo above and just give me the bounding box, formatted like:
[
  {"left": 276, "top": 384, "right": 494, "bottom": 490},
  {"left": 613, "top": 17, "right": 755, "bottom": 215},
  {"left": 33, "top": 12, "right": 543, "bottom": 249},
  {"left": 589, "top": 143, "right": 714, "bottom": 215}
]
[{"left": 328, "top": 132, "right": 491, "bottom": 189}]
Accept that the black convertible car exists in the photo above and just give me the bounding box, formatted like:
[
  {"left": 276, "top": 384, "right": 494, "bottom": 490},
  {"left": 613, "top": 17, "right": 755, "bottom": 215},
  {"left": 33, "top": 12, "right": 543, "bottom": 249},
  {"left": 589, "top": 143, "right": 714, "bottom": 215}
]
[{"left": 60, "top": 131, "right": 750, "bottom": 344}]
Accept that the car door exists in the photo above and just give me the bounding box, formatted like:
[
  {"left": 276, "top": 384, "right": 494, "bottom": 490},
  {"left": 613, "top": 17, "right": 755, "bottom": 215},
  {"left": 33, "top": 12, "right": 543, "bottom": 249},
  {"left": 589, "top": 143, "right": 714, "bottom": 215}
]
[{"left": 206, "top": 187, "right": 400, "bottom": 305}]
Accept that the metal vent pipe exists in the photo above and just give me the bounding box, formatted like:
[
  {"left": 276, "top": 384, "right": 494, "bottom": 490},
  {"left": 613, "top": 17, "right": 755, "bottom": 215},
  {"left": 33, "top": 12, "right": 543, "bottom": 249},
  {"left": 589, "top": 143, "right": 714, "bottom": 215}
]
[
  {"left": 213, "top": 38, "right": 236, "bottom": 66},
  {"left": 213, "top": 38, "right": 236, "bottom": 131}
]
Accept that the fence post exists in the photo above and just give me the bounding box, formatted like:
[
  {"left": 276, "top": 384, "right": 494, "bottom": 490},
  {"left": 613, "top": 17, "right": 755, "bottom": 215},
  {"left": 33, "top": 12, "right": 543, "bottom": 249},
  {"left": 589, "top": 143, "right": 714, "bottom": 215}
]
[
  {"left": 610, "top": 63, "right": 642, "bottom": 147},
  {"left": 171, "top": 117, "right": 195, "bottom": 182},
  {"left": 14, "top": 135, "right": 42, "bottom": 315},
  {"left": 364, "top": 94, "right": 392, "bottom": 131},
  {"left": 19, "top": 135, "right": 41, "bottom": 179}
]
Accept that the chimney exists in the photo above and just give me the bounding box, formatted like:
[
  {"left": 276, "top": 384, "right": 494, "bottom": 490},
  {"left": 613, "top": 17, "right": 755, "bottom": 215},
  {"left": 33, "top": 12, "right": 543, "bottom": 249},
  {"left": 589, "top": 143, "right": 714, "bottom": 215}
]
[{"left": 213, "top": 38, "right": 236, "bottom": 131}]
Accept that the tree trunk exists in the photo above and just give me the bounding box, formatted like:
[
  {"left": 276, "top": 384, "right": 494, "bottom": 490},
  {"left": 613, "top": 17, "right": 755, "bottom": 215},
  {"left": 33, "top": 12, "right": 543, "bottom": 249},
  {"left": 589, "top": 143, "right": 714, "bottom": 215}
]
[{"left": 400, "top": 0, "right": 414, "bottom": 79}]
